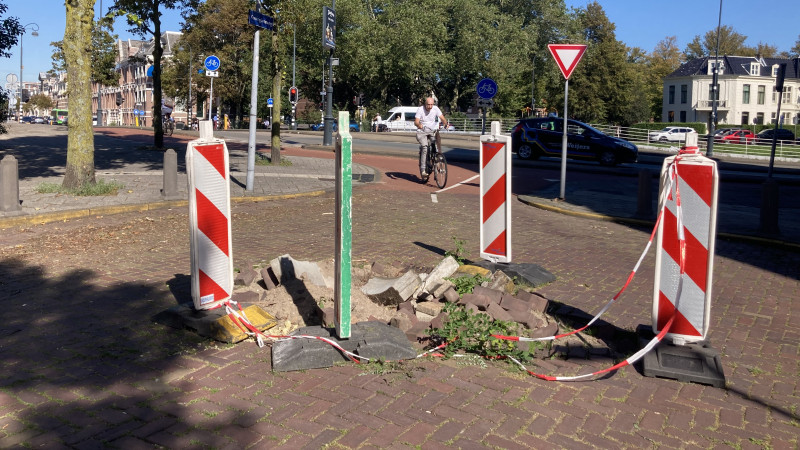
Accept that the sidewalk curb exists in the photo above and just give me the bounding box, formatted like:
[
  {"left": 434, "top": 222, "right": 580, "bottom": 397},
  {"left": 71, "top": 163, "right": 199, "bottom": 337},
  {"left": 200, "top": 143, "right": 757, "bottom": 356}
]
[
  {"left": 0, "top": 190, "right": 327, "bottom": 230},
  {"left": 517, "top": 195, "right": 800, "bottom": 251}
]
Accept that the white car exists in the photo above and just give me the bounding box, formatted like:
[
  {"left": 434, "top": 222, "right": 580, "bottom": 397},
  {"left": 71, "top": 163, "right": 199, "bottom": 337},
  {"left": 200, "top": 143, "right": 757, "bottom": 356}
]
[{"left": 649, "top": 126, "right": 698, "bottom": 142}]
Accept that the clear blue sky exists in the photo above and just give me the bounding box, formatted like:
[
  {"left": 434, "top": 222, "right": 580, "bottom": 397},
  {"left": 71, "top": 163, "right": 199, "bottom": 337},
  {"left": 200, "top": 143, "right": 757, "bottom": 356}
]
[{"left": 2, "top": 1, "right": 798, "bottom": 86}]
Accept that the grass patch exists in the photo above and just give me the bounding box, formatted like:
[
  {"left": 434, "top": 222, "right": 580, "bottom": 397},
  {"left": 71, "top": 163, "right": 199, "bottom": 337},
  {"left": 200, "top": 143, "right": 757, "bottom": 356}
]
[
  {"left": 256, "top": 154, "right": 292, "bottom": 166},
  {"left": 36, "top": 179, "right": 124, "bottom": 196}
]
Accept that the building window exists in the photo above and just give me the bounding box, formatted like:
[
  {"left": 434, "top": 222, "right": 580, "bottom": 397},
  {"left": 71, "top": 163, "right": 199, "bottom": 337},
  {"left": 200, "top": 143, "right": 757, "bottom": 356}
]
[
  {"left": 668, "top": 111, "right": 675, "bottom": 123},
  {"left": 708, "top": 83, "right": 719, "bottom": 101},
  {"left": 756, "top": 112, "right": 764, "bottom": 124},
  {"left": 681, "top": 85, "right": 687, "bottom": 104},
  {"left": 668, "top": 85, "right": 675, "bottom": 104},
  {"left": 750, "top": 63, "right": 760, "bottom": 75},
  {"left": 757, "top": 85, "right": 766, "bottom": 105},
  {"left": 743, "top": 84, "right": 750, "bottom": 104},
  {"left": 680, "top": 111, "right": 686, "bottom": 122},
  {"left": 782, "top": 86, "right": 792, "bottom": 103},
  {"left": 771, "top": 112, "right": 777, "bottom": 124},
  {"left": 772, "top": 65, "right": 779, "bottom": 77},
  {"left": 741, "top": 112, "right": 749, "bottom": 125}
]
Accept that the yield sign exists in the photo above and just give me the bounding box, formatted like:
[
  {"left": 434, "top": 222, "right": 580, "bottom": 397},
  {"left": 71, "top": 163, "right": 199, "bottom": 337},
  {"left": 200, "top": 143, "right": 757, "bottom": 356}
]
[{"left": 548, "top": 44, "right": 588, "bottom": 80}]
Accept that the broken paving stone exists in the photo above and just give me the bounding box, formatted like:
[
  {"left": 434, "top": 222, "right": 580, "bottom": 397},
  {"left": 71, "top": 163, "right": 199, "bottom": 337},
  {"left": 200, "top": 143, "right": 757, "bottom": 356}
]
[
  {"left": 488, "top": 270, "right": 515, "bottom": 294},
  {"left": 515, "top": 290, "right": 549, "bottom": 313},
  {"left": 459, "top": 293, "right": 490, "bottom": 310},
  {"left": 415, "top": 301, "right": 445, "bottom": 317},
  {"left": 231, "top": 290, "right": 260, "bottom": 304},
  {"left": 414, "top": 256, "right": 459, "bottom": 298},
  {"left": 259, "top": 267, "right": 278, "bottom": 290},
  {"left": 471, "top": 286, "right": 503, "bottom": 304},
  {"left": 234, "top": 268, "right": 258, "bottom": 286},
  {"left": 431, "top": 279, "right": 454, "bottom": 299},
  {"left": 429, "top": 312, "right": 448, "bottom": 330},
  {"left": 486, "top": 303, "right": 514, "bottom": 322},
  {"left": 269, "top": 254, "right": 329, "bottom": 288},
  {"left": 499, "top": 294, "right": 530, "bottom": 313},
  {"left": 415, "top": 310, "right": 436, "bottom": 322},
  {"left": 389, "top": 309, "right": 417, "bottom": 332},
  {"left": 360, "top": 270, "right": 420, "bottom": 306},
  {"left": 321, "top": 307, "right": 335, "bottom": 327},
  {"left": 529, "top": 322, "right": 558, "bottom": 339},
  {"left": 442, "top": 287, "right": 460, "bottom": 304}
]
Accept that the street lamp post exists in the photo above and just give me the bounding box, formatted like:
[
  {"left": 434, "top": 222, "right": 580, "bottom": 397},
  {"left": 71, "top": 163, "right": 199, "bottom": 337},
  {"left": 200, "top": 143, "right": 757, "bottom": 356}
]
[
  {"left": 706, "top": 0, "right": 722, "bottom": 158},
  {"left": 18, "top": 22, "right": 39, "bottom": 122}
]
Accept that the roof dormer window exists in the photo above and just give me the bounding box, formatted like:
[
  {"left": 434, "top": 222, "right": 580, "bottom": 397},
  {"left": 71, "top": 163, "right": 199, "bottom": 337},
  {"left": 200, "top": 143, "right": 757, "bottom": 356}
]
[
  {"left": 750, "top": 63, "right": 760, "bottom": 76},
  {"left": 708, "top": 60, "right": 724, "bottom": 75},
  {"left": 772, "top": 65, "right": 780, "bottom": 77}
]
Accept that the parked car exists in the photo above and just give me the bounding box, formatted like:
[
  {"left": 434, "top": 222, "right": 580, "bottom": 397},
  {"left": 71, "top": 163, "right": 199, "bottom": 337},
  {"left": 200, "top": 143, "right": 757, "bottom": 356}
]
[
  {"left": 510, "top": 117, "right": 638, "bottom": 166},
  {"left": 756, "top": 128, "right": 795, "bottom": 145},
  {"left": 20, "top": 116, "right": 33, "bottom": 124},
  {"left": 715, "top": 129, "right": 756, "bottom": 144},
  {"left": 33, "top": 116, "right": 46, "bottom": 124},
  {"left": 310, "top": 119, "right": 360, "bottom": 132},
  {"left": 648, "top": 126, "right": 698, "bottom": 142}
]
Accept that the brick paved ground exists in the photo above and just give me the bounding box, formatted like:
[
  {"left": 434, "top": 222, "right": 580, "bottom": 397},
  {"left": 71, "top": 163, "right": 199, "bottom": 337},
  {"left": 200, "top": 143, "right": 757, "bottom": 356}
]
[
  {"left": 1, "top": 179, "right": 798, "bottom": 448},
  {"left": 1, "top": 126, "right": 798, "bottom": 448}
]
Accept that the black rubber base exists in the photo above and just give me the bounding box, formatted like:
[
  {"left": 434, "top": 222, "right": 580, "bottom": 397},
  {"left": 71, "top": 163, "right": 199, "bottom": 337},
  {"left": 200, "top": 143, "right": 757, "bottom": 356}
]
[{"left": 637, "top": 325, "right": 726, "bottom": 388}]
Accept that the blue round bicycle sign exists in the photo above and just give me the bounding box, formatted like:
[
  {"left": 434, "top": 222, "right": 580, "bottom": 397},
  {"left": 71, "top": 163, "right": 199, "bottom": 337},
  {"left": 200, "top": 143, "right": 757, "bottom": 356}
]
[
  {"left": 204, "top": 55, "right": 221, "bottom": 72},
  {"left": 476, "top": 78, "right": 497, "bottom": 99}
]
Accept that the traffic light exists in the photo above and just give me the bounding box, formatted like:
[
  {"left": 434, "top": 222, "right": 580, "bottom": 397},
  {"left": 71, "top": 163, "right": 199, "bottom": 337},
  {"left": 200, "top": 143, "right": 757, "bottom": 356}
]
[{"left": 289, "top": 86, "right": 298, "bottom": 105}]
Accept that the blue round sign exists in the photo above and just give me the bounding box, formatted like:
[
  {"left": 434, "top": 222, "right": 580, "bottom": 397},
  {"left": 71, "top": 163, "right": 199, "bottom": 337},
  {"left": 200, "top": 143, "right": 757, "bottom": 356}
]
[
  {"left": 204, "top": 55, "right": 221, "bottom": 72},
  {"left": 133, "top": 109, "right": 139, "bottom": 115},
  {"left": 267, "top": 98, "right": 274, "bottom": 107},
  {"left": 476, "top": 78, "right": 498, "bottom": 99}
]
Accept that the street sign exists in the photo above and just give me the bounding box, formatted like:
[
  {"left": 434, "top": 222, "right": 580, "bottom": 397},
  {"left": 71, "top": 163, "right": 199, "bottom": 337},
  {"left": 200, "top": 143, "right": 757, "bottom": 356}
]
[
  {"left": 248, "top": 9, "right": 274, "bottom": 30},
  {"left": 206, "top": 70, "right": 219, "bottom": 77},
  {"left": 267, "top": 98, "right": 273, "bottom": 108},
  {"left": 477, "top": 98, "right": 495, "bottom": 108},
  {"left": 204, "top": 55, "right": 221, "bottom": 72},
  {"left": 476, "top": 78, "right": 498, "bottom": 99},
  {"left": 134, "top": 109, "right": 139, "bottom": 115},
  {"left": 322, "top": 6, "right": 336, "bottom": 50},
  {"left": 548, "top": 44, "right": 587, "bottom": 80}
]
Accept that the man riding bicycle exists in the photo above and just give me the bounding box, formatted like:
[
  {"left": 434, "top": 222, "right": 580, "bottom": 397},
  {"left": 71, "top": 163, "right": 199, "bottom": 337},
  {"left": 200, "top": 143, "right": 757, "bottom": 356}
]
[{"left": 415, "top": 97, "right": 448, "bottom": 178}]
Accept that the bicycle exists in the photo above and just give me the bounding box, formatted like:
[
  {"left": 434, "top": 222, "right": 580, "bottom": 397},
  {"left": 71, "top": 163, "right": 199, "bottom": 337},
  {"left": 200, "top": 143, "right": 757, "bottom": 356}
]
[
  {"left": 163, "top": 118, "right": 174, "bottom": 137},
  {"left": 420, "top": 129, "right": 447, "bottom": 189}
]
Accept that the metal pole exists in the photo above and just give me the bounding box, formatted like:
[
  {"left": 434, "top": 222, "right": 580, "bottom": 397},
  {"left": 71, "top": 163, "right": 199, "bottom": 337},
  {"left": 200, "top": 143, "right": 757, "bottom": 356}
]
[
  {"left": 559, "top": 79, "right": 569, "bottom": 200},
  {"left": 706, "top": 0, "right": 723, "bottom": 158},
  {"left": 208, "top": 77, "right": 214, "bottom": 121},
  {"left": 18, "top": 32, "right": 23, "bottom": 122},
  {"left": 188, "top": 49, "right": 192, "bottom": 127},
  {"left": 531, "top": 56, "right": 535, "bottom": 117},
  {"left": 245, "top": 6, "right": 261, "bottom": 191},
  {"left": 292, "top": 24, "right": 297, "bottom": 130},
  {"left": 323, "top": 49, "right": 334, "bottom": 146}
]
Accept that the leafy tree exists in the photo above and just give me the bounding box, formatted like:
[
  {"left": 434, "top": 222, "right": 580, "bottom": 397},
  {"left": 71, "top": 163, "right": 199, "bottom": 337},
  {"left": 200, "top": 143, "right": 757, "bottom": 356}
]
[
  {"left": 647, "top": 36, "right": 683, "bottom": 119},
  {"left": 110, "top": 0, "right": 191, "bottom": 149},
  {"left": 51, "top": 20, "right": 118, "bottom": 84},
  {"left": 566, "top": 2, "right": 632, "bottom": 124},
  {"left": 791, "top": 34, "right": 800, "bottom": 57},
  {"left": 27, "top": 93, "right": 55, "bottom": 113},
  {"left": 684, "top": 25, "right": 749, "bottom": 58},
  {"left": 0, "top": 1, "right": 22, "bottom": 133},
  {"left": 63, "top": 0, "right": 97, "bottom": 190}
]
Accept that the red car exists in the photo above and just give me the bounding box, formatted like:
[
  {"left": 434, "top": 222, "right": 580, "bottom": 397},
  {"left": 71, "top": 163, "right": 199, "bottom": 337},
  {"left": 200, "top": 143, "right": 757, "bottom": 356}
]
[{"left": 716, "top": 129, "right": 756, "bottom": 144}]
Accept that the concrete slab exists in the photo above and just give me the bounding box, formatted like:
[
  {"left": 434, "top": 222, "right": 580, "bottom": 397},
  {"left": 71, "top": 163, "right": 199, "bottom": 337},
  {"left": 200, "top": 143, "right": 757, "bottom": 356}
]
[
  {"left": 272, "top": 321, "right": 418, "bottom": 371},
  {"left": 473, "top": 261, "right": 556, "bottom": 288}
]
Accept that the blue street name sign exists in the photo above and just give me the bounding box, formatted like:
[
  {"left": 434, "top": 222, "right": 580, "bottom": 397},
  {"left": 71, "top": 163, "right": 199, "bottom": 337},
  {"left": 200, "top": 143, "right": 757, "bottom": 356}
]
[
  {"left": 248, "top": 10, "right": 274, "bottom": 30},
  {"left": 477, "top": 78, "right": 498, "bottom": 99},
  {"left": 204, "top": 55, "right": 221, "bottom": 72}
]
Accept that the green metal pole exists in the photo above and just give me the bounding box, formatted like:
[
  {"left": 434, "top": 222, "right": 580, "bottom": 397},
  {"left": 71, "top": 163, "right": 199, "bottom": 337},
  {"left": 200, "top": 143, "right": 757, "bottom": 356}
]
[{"left": 335, "top": 110, "right": 352, "bottom": 338}]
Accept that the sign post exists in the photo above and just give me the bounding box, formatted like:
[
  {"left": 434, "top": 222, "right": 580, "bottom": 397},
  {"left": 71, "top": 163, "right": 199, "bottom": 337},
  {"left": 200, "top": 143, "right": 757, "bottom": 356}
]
[
  {"left": 204, "top": 56, "right": 221, "bottom": 121},
  {"left": 476, "top": 78, "right": 497, "bottom": 135},
  {"left": 322, "top": 6, "right": 336, "bottom": 146},
  {"left": 335, "top": 111, "right": 353, "bottom": 339},
  {"left": 547, "top": 44, "right": 587, "bottom": 200}
]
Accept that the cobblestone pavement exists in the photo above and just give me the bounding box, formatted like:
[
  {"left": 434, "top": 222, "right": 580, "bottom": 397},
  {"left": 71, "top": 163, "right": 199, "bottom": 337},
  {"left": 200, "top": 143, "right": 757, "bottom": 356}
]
[{"left": 0, "top": 125, "right": 798, "bottom": 448}]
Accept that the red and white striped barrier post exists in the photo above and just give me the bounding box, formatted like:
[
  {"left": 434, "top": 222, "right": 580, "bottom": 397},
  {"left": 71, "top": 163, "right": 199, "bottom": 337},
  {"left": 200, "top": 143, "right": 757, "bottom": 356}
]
[
  {"left": 479, "top": 121, "right": 512, "bottom": 263},
  {"left": 653, "top": 134, "right": 719, "bottom": 344},
  {"left": 186, "top": 122, "right": 234, "bottom": 310}
]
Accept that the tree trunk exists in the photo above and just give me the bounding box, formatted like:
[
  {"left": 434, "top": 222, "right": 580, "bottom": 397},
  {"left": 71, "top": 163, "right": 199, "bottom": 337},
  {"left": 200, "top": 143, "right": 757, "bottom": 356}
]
[
  {"left": 62, "top": 0, "right": 96, "bottom": 190},
  {"left": 270, "top": 30, "right": 281, "bottom": 163},
  {"left": 152, "top": 8, "right": 164, "bottom": 148}
]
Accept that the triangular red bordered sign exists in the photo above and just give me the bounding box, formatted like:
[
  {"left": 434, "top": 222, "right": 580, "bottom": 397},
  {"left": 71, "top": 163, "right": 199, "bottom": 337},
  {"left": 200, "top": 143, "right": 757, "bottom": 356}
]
[{"left": 548, "top": 44, "right": 588, "bottom": 80}]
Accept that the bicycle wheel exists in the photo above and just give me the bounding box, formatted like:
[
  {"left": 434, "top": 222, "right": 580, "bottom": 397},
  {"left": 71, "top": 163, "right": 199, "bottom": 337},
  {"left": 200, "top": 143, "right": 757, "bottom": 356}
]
[
  {"left": 164, "top": 123, "right": 173, "bottom": 137},
  {"left": 433, "top": 153, "right": 447, "bottom": 189}
]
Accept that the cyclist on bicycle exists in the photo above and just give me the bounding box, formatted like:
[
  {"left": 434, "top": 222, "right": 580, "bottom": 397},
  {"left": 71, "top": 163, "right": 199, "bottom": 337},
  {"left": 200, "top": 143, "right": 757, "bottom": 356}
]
[{"left": 415, "top": 97, "right": 448, "bottom": 178}]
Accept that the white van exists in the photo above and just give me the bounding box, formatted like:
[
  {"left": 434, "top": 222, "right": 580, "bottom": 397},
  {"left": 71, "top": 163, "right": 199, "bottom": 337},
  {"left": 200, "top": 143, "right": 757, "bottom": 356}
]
[{"left": 375, "top": 106, "right": 419, "bottom": 132}]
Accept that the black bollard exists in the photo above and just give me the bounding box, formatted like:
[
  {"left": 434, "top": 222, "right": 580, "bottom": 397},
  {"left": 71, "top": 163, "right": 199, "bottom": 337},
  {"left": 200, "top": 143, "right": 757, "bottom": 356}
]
[
  {"left": 758, "top": 178, "right": 780, "bottom": 235},
  {"left": 0, "top": 155, "right": 21, "bottom": 212},
  {"left": 635, "top": 168, "right": 653, "bottom": 220}
]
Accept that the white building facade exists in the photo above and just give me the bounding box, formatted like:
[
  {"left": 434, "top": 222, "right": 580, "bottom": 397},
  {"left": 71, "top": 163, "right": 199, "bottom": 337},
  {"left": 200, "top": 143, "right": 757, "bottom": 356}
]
[{"left": 662, "top": 56, "right": 800, "bottom": 130}]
